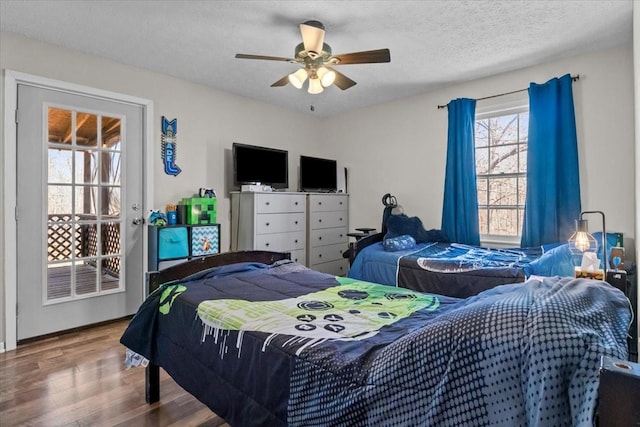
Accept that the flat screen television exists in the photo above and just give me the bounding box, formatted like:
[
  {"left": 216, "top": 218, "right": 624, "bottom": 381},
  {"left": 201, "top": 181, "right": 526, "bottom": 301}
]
[
  {"left": 299, "top": 155, "right": 338, "bottom": 192},
  {"left": 233, "top": 143, "right": 288, "bottom": 189}
]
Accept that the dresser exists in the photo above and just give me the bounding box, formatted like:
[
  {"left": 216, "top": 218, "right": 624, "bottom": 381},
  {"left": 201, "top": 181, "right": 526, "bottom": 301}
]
[
  {"left": 306, "top": 193, "right": 349, "bottom": 276},
  {"left": 230, "top": 192, "right": 307, "bottom": 264}
]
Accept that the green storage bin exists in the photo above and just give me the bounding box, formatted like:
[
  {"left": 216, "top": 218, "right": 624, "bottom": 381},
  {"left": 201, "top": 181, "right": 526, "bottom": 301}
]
[{"left": 182, "top": 197, "right": 217, "bottom": 225}]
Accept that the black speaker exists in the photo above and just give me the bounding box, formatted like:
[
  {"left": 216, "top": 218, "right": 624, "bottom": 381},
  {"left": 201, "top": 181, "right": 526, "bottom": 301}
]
[{"left": 598, "top": 356, "right": 640, "bottom": 426}]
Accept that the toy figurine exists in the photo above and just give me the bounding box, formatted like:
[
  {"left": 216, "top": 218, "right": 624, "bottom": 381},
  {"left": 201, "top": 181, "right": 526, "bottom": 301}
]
[{"left": 149, "top": 210, "right": 167, "bottom": 226}]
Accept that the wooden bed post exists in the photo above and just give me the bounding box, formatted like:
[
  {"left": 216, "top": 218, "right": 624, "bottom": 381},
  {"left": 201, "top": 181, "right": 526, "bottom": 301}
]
[{"left": 146, "top": 363, "right": 160, "bottom": 403}]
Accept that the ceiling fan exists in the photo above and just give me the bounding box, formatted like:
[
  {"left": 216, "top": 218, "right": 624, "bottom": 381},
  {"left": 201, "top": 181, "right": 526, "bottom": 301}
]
[{"left": 235, "top": 20, "right": 390, "bottom": 94}]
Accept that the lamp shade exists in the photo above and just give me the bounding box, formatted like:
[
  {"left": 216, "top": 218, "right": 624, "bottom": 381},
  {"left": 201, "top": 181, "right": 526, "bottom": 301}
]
[
  {"left": 288, "top": 68, "right": 308, "bottom": 89},
  {"left": 308, "top": 77, "right": 324, "bottom": 94},
  {"left": 568, "top": 219, "right": 597, "bottom": 255},
  {"left": 317, "top": 66, "right": 336, "bottom": 87}
]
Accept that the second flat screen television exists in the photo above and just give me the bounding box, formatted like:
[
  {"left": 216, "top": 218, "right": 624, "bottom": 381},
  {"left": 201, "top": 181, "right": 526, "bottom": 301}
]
[{"left": 300, "top": 155, "right": 337, "bottom": 192}]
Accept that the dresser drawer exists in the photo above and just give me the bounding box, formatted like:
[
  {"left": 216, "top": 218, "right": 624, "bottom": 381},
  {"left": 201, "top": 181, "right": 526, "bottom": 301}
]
[
  {"left": 256, "top": 231, "right": 306, "bottom": 252},
  {"left": 309, "top": 227, "right": 348, "bottom": 247},
  {"left": 308, "top": 242, "right": 347, "bottom": 264},
  {"left": 308, "top": 194, "right": 348, "bottom": 212},
  {"left": 309, "top": 211, "right": 347, "bottom": 230},
  {"left": 256, "top": 212, "right": 305, "bottom": 234},
  {"left": 311, "top": 258, "right": 349, "bottom": 276},
  {"left": 256, "top": 193, "right": 306, "bottom": 213},
  {"left": 288, "top": 249, "right": 306, "bottom": 265}
]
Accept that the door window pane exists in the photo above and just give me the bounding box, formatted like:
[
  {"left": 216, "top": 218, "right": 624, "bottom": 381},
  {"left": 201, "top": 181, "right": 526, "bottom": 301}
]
[
  {"left": 76, "top": 112, "right": 98, "bottom": 148},
  {"left": 75, "top": 150, "right": 98, "bottom": 185},
  {"left": 48, "top": 185, "right": 72, "bottom": 215},
  {"left": 48, "top": 148, "right": 73, "bottom": 184},
  {"left": 48, "top": 107, "right": 72, "bottom": 145}
]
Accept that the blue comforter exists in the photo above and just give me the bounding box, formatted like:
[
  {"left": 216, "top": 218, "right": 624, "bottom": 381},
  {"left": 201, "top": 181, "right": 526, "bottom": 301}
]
[{"left": 121, "top": 260, "right": 630, "bottom": 426}]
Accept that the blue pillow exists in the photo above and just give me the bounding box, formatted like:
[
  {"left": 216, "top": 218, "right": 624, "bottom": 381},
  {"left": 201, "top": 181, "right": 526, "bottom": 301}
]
[
  {"left": 527, "top": 243, "right": 576, "bottom": 277},
  {"left": 383, "top": 235, "right": 416, "bottom": 252},
  {"left": 385, "top": 214, "right": 449, "bottom": 243}
]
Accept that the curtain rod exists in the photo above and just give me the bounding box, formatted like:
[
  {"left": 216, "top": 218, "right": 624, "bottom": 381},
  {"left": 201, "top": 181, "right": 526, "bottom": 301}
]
[{"left": 437, "top": 74, "right": 580, "bottom": 109}]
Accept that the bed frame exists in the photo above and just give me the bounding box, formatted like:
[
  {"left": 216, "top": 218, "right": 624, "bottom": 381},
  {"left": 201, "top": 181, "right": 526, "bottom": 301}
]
[
  {"left": 348, "top": 232, "right": 383, "bottom": 265},
  {"left": 144, "top": 250, "right": 291, "bottom": 403}
]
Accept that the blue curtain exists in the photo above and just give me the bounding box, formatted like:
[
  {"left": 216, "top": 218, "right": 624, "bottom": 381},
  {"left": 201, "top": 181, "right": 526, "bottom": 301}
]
[
  {"left": 441, "top": 98, "right": 480, "bottom": 245},
  {"left": 521, "top": 74, "right": 581, "bottom": 247}
]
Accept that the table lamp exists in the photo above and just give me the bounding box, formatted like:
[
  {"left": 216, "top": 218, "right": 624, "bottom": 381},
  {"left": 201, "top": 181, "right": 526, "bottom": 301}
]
[{"left": 567, "top": 210, "right": 607, "bottom": 278}]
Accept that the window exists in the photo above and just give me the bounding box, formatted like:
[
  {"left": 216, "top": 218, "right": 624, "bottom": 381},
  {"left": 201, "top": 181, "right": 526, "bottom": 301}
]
[{"left": 475, "top": 106, "right": 528, "bottom": 242}]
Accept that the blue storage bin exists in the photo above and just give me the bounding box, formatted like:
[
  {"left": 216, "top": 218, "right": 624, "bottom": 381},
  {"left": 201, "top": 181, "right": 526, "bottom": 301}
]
[{"left": 158, "top": 227, "right": 189, "bottom": 260}]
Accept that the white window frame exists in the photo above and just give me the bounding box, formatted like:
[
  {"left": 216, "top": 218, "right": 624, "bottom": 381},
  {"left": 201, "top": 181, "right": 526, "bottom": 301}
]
[{"left": 475, "top": 99, "right": 529, "bottom": 247}]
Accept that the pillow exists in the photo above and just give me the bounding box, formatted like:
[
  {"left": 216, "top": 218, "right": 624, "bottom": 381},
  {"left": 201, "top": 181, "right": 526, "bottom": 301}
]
[
  {"left": 385, "top": 214, "right": 449, "bottom": 243},
  {"left": 526, "top": 243, "right": 576, "bottom": 277},
  {"left": 383, "top": 235, "right": 416, "bottom": 252}
]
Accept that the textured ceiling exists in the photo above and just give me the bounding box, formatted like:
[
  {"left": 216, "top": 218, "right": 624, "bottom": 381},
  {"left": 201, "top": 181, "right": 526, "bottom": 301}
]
[{"left": 0, "top": 0, "right": 633, "bottom": 117}]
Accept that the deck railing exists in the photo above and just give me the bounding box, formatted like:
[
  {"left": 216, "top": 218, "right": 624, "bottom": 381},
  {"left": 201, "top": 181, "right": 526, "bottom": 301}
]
[{"left": 47, "top": 214, "right": 121, "bottom": 275}]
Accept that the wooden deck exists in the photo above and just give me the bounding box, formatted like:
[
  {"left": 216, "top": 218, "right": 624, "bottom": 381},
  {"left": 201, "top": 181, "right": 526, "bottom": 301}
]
[{"left": 47, "top": 264, "right": 120, "bottom": 299}]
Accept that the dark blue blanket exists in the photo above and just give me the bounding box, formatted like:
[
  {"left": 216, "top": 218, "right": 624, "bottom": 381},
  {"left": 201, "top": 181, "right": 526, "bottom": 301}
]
[{"left": 121, "top": 260, "right": 630, "bottom": 426}]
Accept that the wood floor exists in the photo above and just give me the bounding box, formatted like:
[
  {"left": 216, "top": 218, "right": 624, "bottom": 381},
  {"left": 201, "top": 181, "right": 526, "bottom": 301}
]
[{"left": 0, "top": 319, "right": 231, "bottom": 427}]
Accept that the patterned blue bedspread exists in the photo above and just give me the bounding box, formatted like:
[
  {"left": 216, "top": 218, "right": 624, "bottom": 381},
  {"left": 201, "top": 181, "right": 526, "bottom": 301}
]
[
  {"left": 350, "top": 242, "right": 552, "bottom": 298},
  {"left": 121, "top": 260, "right": 631, "bottom": 426}
]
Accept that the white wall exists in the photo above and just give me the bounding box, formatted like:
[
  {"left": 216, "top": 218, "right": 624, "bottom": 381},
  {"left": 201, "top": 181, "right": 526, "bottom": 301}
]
[{"left": 323, "top": 44, "right": 636, "bottom": 259}]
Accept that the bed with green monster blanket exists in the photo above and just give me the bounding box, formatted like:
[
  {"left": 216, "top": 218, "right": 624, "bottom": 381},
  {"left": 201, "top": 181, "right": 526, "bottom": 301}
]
[{"left": 120, "top": 251, "right": 631, "bottom": 427}]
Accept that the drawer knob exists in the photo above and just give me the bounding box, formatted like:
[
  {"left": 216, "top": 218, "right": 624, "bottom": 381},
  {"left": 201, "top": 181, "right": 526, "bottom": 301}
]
[
  {"left": 339, "top": 218, "right": 343, "bottom": 221},
  {"left": 295, "top": 220, "right": 298, "bottom": 224},
  {"left": 319, "top": 236, "right": 322, "bottom": 240},
  {"left": 295, "top": 201, "right": 298, "bottom": 205},
  {"left": 318, "top": 254, "right": 322, "bottom": 258},
  {"left": 265, "top": 201, "right": 270, "bottom": 205},
  {"left": 340, "top": 201, "right": 343, "bottom": 205},
  {"left": 265, "top": 222, "right": 270, "bottom": 226},
  {"left": 339, "top": 234, "right": 343, "bottom": 237},
  {"left": 295, "top": 239, "right": 298, "bottom": 243},
  {"left": 318, "top": 219, "right": 322, "bottom": 223},
  {"left": 265, "top": 242, "right": 270, "bottom": 247},
  {"left": 318, "top": 201, "right": 322, "bottom": 205}
]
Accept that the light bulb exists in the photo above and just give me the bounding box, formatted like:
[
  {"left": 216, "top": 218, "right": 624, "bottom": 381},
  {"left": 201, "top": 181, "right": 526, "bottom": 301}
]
[
  {"left": 317, "top": 66, "right": 336, "bottom": 87},
  {"left": 574, "top": 231, "right": 591, "bottom": 252},
  {"left": 308, "top": 77, "right": 323, "bottom": 94},
  {"left": 288, "top": 68, "right": 308, "bottom": 89}
]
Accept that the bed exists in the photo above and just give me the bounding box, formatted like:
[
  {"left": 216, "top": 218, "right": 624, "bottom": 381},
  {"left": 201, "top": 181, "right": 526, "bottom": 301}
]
[
  {"left": 347, "top": 237, "right": 557, "bottom": 298},
  {"left": 346, "top": 194, "right": 579, "bottom": 298},
  {"left": 120, "top": 250, "right": 631, "bottom": 426}
]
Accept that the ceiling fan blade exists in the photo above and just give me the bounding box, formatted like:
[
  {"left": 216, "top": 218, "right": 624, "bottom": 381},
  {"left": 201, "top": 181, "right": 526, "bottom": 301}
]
[
  {"left": 331, "top": 48, "right": 391, "bottom": 65},
  {"left": 331, "top": 69, "right": 357, "bottom": 90},
  {"left": 300, "top": 20, "right": 325, "bottom": 56},
  {"left": 235, "top": 53, "right": 294, "bottom": 62},
  {"left": 271, "top": 75, "right": 290, "bottom": 87}
]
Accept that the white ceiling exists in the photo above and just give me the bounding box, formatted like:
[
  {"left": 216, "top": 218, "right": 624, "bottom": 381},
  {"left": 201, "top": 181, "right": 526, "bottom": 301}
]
[{"left": 0, "top": 0, "right": 633, "bottom": 117}]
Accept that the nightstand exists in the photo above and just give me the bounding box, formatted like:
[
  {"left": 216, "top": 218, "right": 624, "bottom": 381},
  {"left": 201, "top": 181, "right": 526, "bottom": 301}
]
[{"left": 598, "top": 356, "right": 640, "bottom": 425}]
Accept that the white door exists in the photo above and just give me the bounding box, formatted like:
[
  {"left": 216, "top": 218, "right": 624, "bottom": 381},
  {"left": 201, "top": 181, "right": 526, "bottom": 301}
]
[{"left": 16, "top": 84, "right": 145, "bottom": 340}]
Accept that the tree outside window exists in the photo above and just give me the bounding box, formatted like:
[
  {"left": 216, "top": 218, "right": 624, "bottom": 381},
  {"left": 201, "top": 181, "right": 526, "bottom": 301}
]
[{"left": 475, "top": 107, "right": 528, "bottom": 240}]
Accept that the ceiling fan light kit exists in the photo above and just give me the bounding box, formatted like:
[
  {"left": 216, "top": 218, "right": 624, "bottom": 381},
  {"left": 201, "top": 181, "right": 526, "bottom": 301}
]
[{"left": 235, "top": 20, "right": 390, "bottom": 95}]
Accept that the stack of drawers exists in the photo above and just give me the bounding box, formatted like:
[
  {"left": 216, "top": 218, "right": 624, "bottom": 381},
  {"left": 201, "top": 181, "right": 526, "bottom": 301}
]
[
  {"left": 231, "top": 192, "right": 306, "bottom": 264},
  {"left": 307, "top": 193, "right": 349, "bottom": 276}
]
